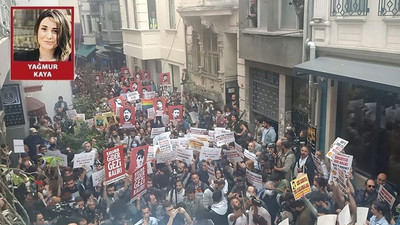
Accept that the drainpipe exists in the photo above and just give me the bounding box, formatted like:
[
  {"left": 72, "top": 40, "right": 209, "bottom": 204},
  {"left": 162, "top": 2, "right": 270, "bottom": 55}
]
[{"left": 308, "top": 42, "right": 316, "bottom": 125}]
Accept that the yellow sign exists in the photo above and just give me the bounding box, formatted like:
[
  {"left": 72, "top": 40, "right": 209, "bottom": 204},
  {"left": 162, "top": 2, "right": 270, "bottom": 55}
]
[{"left": 290, "top": 174, "right": 312, "bottom": 200}]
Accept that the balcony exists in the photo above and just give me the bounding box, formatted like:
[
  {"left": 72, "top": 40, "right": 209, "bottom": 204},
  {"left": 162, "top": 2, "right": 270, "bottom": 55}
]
[
  {"left": 178, "top": 0, "right": 237, "bottom": 17},
  {"left": 122, "top": 29, "right": 161, "bottom": 60},
  {"left": 179, "top": 0, "right": 238, "bottom": 8}
]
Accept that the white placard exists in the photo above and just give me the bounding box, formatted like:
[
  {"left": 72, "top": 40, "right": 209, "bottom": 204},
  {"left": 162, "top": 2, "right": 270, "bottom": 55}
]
[
  {"left": 378, "top": 185, "right": 396, "bottom": 208},
  {"left": 147, "top": 146, "right": 155, "bottom": 162},
  {"left": 190, "top": 128, "right": 207, "bottom": 136},
  {"left": 127, "top": 91, "right": 140, "bottom": 102},
  {"left": 246, "top": 169, "right": 263, "bottom": 191},
  {"left": 147, "top": 107, "right": 156, "bottom": 119},
  {"left": 199, "top": 146, "right": 221, "bottom": 161},
  {"left": 135, "top": 103, "right": 142, "bottom": 112},
  {"left": 214, "top": 132, "right": 235, "bottom": 147},
  {"left": 317, "top": 215, "right": 337, "bottom": 225},
  {"left": 225, "top": 149, "right": 244, "bottom": 163},
  {"left": 326, "top": 137, "right": 349, "bottom": 160},
  {"left": 356, "top": 207, "right": 369, "bottom": 225},
  {"left": 73, "top": 152, "right": 95, "bottom": 168},
  {"left": 13, "top": 139, "right": 25, "bottom": 153},
  {"left": 278, "top": 218, "right": 289, "bottom": 225},
  {"left": 158, "top": 139, "right": 173, "bottom": 153},
  {"left": 156, "top": 150, "right": 177, "bottom": 163},
  {"left": 189, "top": 112, "right": 199, "bottom": 124},
  {"left": 92, "top": 169, "right": 105, "bottom": 187},
  {"left": 143, "top": 91, "right": 155, "bottom": 99},
  {"left": 338, "top": 204, "right": 352, "bottom": 225},
  {"left": 151, "top": 127, "right": 166, "bottom": 138},
  {"left": 177, "top": 148, "right": 193, "bottom": 165}
]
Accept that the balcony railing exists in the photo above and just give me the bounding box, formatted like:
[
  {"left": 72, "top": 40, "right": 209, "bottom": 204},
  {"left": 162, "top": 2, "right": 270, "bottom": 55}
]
[
  {"left": 378, "top": 0, "right": 400, "bottom": 16},
  {"left": 330, "top": 0, "right": 369, "bottom": 16},
  {"left": 0, "top": 0, "right": 14, "bottom": 38}
]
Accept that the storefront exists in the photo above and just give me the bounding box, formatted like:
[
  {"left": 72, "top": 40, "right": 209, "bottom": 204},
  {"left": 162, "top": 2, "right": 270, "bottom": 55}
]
[{"left": 294, "top": 56, "right": 400, "bottom": 189}]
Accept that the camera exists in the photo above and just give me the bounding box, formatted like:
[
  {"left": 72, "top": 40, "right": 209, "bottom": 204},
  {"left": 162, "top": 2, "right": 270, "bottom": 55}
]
[{"left": 251, "top": 196, "right": 263, "bottom": 207}]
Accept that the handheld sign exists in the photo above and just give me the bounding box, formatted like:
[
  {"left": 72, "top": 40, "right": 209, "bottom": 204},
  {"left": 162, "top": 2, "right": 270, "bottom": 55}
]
[
  {"left": 290, "top": 174, "right": 311, "bottom": 200},
  {"left": 104, "top": 146, "right": 125, "bottom": 185}
]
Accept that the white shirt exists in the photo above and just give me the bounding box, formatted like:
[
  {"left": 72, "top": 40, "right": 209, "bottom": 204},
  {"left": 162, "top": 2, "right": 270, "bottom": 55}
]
[
  {"left": 134, "top": 217, "right": 158, "bottom": 225},
  {"left": 228, "top": 213, "right": 247, "bottom": 225}
]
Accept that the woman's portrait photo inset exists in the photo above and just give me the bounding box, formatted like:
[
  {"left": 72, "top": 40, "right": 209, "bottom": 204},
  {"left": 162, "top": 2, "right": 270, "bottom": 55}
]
[{"left": 13, "top": 8, "right": 72, "bottom": 62}]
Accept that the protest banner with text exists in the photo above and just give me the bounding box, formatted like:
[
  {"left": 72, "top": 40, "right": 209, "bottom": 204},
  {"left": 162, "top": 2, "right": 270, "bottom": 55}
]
[
  {"left": 246, "top": 169, "right": 263, "bottom": 191},
  {"left": 129, "top": 145, "right": 149, "bottom": 174},
  {"left": 73, "top": 152, "right": 95, "bottom": 169},
  {"left": 104, "top": 145, "right": 126, "bottom": 185},
  {"left": 290, "top": 174, "right": 312, "bottom": 200},
  {"left": 199, "top": 146, "right": 222, "bottom": 161},
  {"left": 131, "top": 164, "right": 147, "bottom": 200}
]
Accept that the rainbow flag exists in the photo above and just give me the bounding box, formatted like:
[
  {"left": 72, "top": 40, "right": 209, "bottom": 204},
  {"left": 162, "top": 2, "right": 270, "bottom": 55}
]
[{"left": 142, "top": 99, "right": 154, "bottom": 110}]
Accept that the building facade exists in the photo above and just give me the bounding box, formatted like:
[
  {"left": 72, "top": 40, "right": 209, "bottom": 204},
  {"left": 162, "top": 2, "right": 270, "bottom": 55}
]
[
  {"left": 238, "top": 0, "right": 306, "bottom": 137},
  {"left": 121, "top": 0, "right": 186, "bottom": 90},
  {"left": 177, "top": 0, "right": 241, "bottom": 107},
  {"left": 294, "top": 0, "right": 400, "bottom": 188}
]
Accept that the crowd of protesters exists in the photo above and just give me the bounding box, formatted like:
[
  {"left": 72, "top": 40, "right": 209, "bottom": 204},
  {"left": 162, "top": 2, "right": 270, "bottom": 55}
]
[{"left": 2, "top": 67, "right": 400, "bottom": 225}]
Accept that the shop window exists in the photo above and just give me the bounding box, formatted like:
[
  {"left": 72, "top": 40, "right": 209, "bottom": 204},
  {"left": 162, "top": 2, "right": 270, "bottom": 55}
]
[{"left": 337, "top": 83, "right": 400, "bottom": 187}]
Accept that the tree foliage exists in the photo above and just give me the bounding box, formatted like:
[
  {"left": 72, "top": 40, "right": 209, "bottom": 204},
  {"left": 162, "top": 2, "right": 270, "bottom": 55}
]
[{"left": 62, "top": 122, "right": 106, "bottom": 154}]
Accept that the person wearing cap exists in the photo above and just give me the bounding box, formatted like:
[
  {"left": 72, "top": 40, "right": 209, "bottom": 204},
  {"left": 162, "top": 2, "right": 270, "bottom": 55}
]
[
  {"left": 24, "top": 127, "right": 44, "bottom": 159},
  {"left": 54, "top": 96, "right": 68, "bottom": 117}
]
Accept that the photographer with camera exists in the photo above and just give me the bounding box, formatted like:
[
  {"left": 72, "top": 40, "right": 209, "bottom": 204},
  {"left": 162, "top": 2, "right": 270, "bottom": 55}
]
[
  {"left": 246, "top": 194, "right": 271, "bottom": 225},
  {"left": 159, "top": 202, "right": 192, "bottom": 225},
  {"left": 166, "top": 180, "right": 185, "bottom": 205}
]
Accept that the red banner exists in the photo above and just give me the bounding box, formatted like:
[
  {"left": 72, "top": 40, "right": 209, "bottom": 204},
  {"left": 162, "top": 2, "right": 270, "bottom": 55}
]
[
  {"left": 104, "top": 145, "right": 126, "bottom": 185},
  {"left": 131, "top": 164, "right": 147, "bottom": 199},
  {"left": 129, "top": 145, "right": 149, "bottom": 174}
]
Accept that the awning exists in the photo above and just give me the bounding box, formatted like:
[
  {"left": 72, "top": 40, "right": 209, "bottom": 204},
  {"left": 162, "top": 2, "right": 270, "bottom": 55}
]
[
  {"left": 76, "top": 44, "right": 96, "bottom": 58},
  {"left": 294, "top": 57, "right": 400, "bottom": 93},
  {"left": 26, "top": 97, "right": 46, "bottom": 117}
]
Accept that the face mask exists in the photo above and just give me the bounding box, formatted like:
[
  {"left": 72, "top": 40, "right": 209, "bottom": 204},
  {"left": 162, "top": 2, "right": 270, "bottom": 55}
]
[
  {"left": 42, "top": 189, "right": 48, "bottom": 197},
  {"left": 132, "top": 143, "right": 138, "bottom": 148},
  {"left": 25, "top": 181, "right": 31, "bottom": 187},
  {"left": 246, "top": 192, "right": 251, "bottom": 198},
  {"left": 312, "top": 185, "right": 319, "bottom": 192},
  {"left": 265, "top": 190, "right": 274, "bottom": 196}
]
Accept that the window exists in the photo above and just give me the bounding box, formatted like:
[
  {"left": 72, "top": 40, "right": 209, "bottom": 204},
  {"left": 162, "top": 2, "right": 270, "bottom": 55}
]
[
  {"left": 281, "top": 0, "right": 303, "bottom": 29},
  {"left": 202, "top": 28, "right": 219, "bottom": 76},
  {"left": 110, "top": 4, "right": 121, "bottom": 30},
  {"left": 147, "top": 0, "right": 157, "bottom": 29},
  {"left": 87, "top": 15, "right": 93, "bottom": 33},
  {"left": 330, "top": 0, "right": 369, "bottom": 16},
  {"left": 337, "top": 83, "right": 400, "bottom": 187},
  {"left": 169, "top": 0, "right": 176, "bottom": 29}
]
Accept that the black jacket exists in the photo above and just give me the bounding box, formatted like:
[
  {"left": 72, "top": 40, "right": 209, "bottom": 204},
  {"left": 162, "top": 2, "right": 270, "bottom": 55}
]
[
  {"left": 14, "top": 49, "right": 40, "bottom": 61},
  {"left": 14, "top": 49, "right": 71, "bottom": 61}
]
